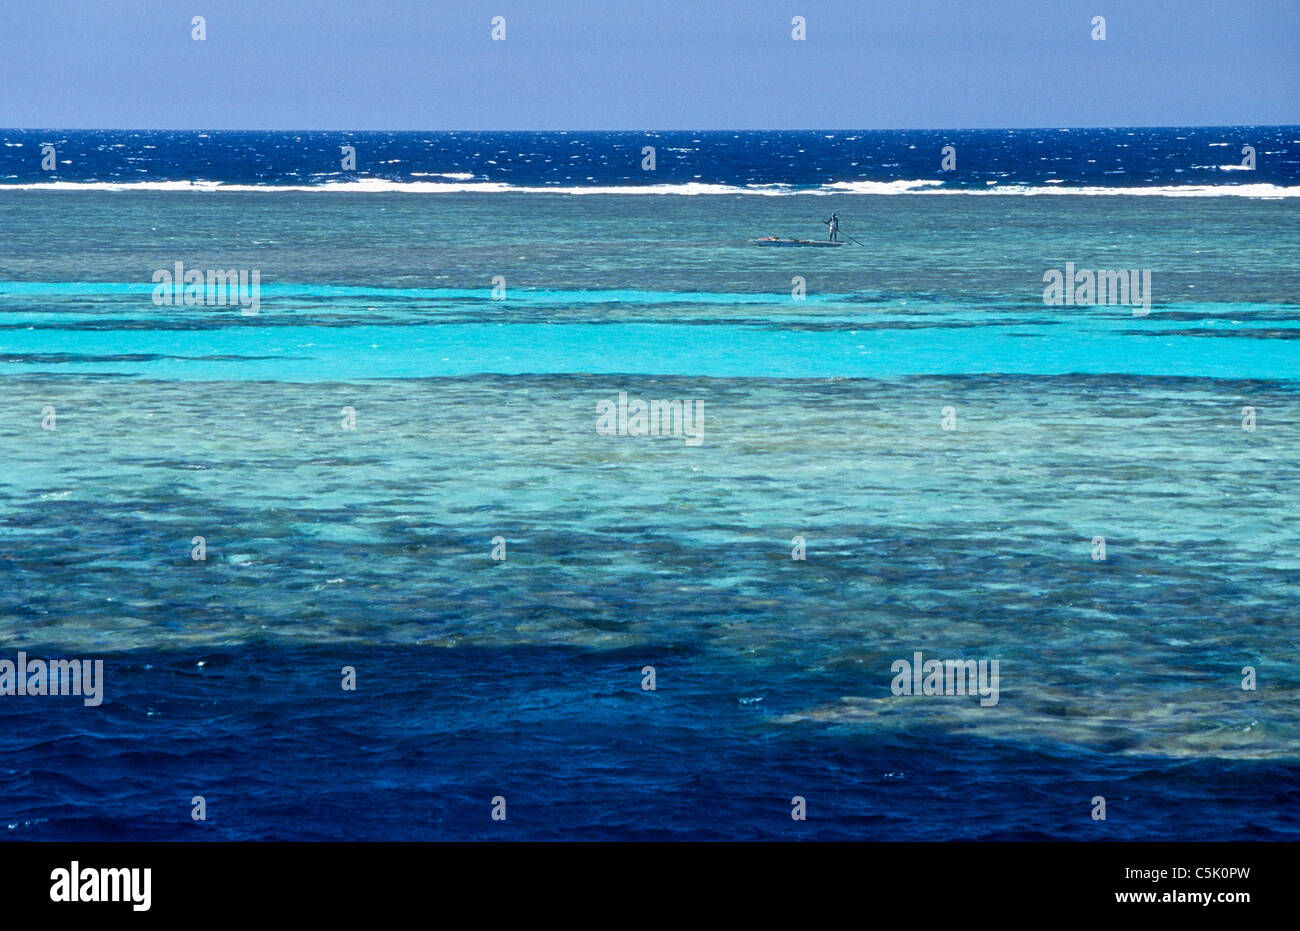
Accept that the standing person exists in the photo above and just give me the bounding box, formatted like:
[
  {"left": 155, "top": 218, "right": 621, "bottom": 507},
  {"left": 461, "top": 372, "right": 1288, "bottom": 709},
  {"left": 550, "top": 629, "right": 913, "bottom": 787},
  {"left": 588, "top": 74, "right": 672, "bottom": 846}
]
[{"left": 825, "top": 212, "right": 840, "bottom": 242}]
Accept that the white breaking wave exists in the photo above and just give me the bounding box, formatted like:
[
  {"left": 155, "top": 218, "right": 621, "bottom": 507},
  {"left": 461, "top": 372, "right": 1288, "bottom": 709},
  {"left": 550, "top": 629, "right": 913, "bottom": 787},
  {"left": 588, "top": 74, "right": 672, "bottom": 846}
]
[
  {"left": 820, "top": 179, "right": 946, "bottom": 194},
  {"left": 0, "top": 177, "right": 1297, "bottom": 198},
  {"left": 927, "top": 182, "right": 1300, "bottom": 198}
]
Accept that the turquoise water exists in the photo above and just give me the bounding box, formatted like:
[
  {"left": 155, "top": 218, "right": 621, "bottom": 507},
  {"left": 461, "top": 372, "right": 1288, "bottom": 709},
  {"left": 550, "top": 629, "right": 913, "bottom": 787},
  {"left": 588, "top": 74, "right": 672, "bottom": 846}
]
[{"left": 1, "top": 301, "right": 1298, "bottom": 380}]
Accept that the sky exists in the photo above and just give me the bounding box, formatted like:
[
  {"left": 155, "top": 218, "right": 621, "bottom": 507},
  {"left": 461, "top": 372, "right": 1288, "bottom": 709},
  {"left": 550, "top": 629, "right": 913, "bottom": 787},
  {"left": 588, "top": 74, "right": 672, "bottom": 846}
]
[{"left": 0, "top": 0, "right": 1296, "bottom": 130}]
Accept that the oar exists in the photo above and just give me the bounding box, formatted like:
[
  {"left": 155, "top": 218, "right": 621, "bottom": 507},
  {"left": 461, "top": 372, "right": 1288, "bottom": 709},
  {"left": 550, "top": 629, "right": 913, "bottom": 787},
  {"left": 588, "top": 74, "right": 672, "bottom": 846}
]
[{"left": 822, "top": 220, "right": 865, "bottom": 246}]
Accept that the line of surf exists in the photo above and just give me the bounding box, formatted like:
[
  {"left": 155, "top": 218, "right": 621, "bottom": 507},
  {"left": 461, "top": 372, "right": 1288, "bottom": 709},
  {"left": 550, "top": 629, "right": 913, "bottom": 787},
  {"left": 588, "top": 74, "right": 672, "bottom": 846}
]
[{"left": 2, "top": 178, "right": 1297, "bottom": 197}]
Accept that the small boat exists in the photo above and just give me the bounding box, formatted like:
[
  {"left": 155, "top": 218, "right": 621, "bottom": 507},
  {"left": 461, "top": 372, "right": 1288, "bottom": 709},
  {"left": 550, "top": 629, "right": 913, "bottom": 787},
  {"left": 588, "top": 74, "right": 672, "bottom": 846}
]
[{"left": 753, "top": 236, "right": 844, "bottom": 247}]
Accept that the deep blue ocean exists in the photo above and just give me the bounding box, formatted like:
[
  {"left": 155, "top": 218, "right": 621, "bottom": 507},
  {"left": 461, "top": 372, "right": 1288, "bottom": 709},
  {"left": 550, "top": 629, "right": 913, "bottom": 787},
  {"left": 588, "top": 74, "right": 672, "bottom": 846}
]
[
  {"left": 1, "top": 128, "right": 1298, "bottom": 840},
  {"left": 3, "top": 126, "right": 1298, "bottom": 192}
]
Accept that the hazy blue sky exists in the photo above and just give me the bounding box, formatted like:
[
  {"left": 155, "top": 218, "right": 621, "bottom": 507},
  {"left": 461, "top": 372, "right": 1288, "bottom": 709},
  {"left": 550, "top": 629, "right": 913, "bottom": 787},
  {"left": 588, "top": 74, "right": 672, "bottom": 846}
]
[{"left": 1, "top": 0, "right": 1296, "bottom": 129}]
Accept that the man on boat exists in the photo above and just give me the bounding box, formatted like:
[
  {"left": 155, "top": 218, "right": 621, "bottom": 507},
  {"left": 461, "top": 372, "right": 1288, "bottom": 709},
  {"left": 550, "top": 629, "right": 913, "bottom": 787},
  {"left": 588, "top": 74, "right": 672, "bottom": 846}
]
[{"left": 825, "top": 213, "right": 840, "bottom": 242}]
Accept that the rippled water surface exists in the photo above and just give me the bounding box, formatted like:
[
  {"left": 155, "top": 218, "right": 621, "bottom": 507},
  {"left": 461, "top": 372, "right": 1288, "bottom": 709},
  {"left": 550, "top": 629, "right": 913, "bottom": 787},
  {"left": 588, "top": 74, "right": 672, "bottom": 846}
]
[{"left": 1, "top": 186, "right": 1297, "bottom": 839}]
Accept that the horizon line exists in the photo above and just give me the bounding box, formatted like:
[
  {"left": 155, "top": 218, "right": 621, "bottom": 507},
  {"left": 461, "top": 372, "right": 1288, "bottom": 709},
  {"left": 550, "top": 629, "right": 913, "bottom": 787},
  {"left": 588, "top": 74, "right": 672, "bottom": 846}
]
[{"left": 3, "top": 123, "right": 1297, "bottom": 134}]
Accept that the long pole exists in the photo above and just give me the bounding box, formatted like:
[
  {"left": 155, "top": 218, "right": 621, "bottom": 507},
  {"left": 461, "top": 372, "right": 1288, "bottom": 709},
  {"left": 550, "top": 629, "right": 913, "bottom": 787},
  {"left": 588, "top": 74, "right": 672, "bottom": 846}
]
[{"left": 823, "top": 219, "right": 865, "bottom": 246}]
